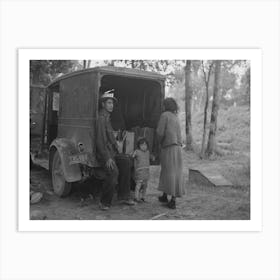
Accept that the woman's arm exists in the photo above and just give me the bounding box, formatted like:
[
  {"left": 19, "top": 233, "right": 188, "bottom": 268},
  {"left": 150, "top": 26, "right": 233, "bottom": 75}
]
[{"left": 156, "top": 113, "right": 167, "bottom": 144}]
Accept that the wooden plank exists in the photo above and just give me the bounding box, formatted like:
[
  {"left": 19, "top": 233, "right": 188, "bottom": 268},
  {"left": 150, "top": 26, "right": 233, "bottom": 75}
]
[{"left": 189, "top": 166, "right": 232, "bottom": 187}]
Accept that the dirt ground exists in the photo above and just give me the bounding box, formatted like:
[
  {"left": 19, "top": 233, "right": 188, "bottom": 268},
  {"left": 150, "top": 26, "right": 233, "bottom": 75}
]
[{"left": 30, "top": 150, "right": 250, "bottom": 220}]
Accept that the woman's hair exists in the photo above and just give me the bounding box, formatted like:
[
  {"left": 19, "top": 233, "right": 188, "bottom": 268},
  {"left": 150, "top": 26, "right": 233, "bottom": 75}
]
[
  {"left": 136, "top": 137, "right": 149, "bottom": 150},
  {"left": 163, "top": 97, "right": 179, "bottom": 114}
]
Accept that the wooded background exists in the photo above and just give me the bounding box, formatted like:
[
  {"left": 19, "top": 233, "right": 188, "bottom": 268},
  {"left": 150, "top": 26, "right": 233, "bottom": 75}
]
[{"left": 30, "top": 60, "right": 250, "bottom": 159}]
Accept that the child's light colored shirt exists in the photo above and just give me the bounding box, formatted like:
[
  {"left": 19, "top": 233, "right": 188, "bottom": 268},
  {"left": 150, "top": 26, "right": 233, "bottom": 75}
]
[{"left": 133, "top": 149, "right": 150, "bottom": 181}]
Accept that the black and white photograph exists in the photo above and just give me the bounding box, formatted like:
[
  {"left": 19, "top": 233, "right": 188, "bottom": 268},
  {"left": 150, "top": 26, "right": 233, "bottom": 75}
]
[
  {"left": 29, "top": 59, "right": 251, "bottom": 221},
  {"left": 1, "top": 0, "right": 280, "bottom": 280}
]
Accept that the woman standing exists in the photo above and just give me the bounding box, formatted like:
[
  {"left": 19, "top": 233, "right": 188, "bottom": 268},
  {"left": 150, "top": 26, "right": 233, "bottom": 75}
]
[{"left": 156, "top": 97, "right": 185, "bottom": 209}]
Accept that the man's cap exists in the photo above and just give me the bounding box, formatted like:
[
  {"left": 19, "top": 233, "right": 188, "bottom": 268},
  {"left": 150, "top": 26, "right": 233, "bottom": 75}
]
[{"left": 100, "top": 89, "right": 118, "bottom": 103}]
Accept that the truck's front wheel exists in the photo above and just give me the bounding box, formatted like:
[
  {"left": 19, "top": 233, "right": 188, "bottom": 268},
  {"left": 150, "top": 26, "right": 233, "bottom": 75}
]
[{"left": 51, "top": 151, "right": 72, "bottom": 197}]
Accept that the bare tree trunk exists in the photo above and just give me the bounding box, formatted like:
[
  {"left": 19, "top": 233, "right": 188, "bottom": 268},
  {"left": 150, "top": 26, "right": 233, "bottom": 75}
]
[
  {"left": 198, "top": 92, "right": 203, "bottom": 111},
  {"left": 201, "top": 83, "right": 209, "bottom": 157},
  {"left": 185, "top": 60, "right": 193, "bottom": 150},
  {"left": 87, "top": 60, "right": 91, "bottom": 68},
  {"left": 83, "top": 60, "right": 87, "bottom": 69},
  {"left": 200, "top": 61, "right": 213, "bottom": 158},
  {"left": 30, "top": 61, "right": 41, "bottom": 84},
  {"left": 32, "top": 69, "right": 40, "bottom": 84},
  {"left": 131, "top": 60, "right": 135, "bottom": 68},
  {"left": 191, "top": 98, "right": 196, "bottom": 116},
  {"left": 139, "top": 60, "right": 146, "bottom": 70},
  {"left": 206, "top": 60, "right": 221, "bottom": 156}
]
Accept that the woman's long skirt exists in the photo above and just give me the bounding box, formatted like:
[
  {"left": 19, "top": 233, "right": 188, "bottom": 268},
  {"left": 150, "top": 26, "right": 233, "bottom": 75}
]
[{"left": 158, "top": 145, "right": 185, "bottom": 197}]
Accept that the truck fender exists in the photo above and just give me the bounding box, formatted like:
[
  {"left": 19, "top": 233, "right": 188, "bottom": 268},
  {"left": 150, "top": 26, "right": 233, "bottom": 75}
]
[{"left": 49, "top": 138, "right": 82, "bottom": 182}]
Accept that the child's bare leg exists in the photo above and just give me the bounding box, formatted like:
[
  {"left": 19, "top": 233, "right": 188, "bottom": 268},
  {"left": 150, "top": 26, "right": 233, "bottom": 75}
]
[
  {"left": 134, "top": 181, "right": 142, "bottom": 201},
  {"left": 140, "top": 181, "right": 148, "bottom": 201}
]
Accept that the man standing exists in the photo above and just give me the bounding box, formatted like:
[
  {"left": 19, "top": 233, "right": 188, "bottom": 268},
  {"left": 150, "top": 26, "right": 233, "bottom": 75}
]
[{"left": 96, "top": 89, "right": 135, "bottom": 210}]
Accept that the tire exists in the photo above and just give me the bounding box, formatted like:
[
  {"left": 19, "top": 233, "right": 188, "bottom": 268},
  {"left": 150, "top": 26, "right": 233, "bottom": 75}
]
[{"left": 51, "top": 150, "right": 72, "bottom": 197}]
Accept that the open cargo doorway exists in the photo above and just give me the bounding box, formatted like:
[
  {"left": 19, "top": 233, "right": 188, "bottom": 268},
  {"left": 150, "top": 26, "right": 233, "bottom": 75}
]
[{"left": 99, "top": 74, "right": 163, "bottom": 162}]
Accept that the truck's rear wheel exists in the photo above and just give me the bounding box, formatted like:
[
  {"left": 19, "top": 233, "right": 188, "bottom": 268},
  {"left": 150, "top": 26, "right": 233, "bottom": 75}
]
[{"left": 51, "top": 151, "right": 72, "bottom": 197}]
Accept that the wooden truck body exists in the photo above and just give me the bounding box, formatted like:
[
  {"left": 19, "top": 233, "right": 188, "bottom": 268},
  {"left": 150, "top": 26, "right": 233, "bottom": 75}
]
[{"left": 31, "top": 66, "right": 165, "bottom": 196}]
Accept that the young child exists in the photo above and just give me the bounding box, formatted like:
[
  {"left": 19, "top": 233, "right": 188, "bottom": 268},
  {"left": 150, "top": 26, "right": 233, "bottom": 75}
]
[{"left": 132, "top": 137, "right": 152, "bottom": 202}]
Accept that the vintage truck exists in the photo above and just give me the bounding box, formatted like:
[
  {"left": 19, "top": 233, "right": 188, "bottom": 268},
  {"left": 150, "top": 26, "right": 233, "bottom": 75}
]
[{"left": 30, "top": 66, "right": 165, "bottom": 197}]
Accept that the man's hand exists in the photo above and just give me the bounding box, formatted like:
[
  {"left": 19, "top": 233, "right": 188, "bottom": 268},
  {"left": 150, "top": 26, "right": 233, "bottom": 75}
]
[{"left": 106, "top": 158, "right": 115, "bottom": 170}]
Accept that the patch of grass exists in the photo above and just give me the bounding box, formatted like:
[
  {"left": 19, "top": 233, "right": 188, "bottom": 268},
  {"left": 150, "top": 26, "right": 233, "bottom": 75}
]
[
  {"left": 217, "top": 158, "right": 250, "bottom": 187},
  {"left": 186, "top": 105, "right": 250, "bottom": 157}
]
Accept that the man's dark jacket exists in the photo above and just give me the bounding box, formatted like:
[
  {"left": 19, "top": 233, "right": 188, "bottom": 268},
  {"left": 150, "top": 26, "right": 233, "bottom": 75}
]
[{"left": 96, "top": 108, "right": 118, "bottom": 165}]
